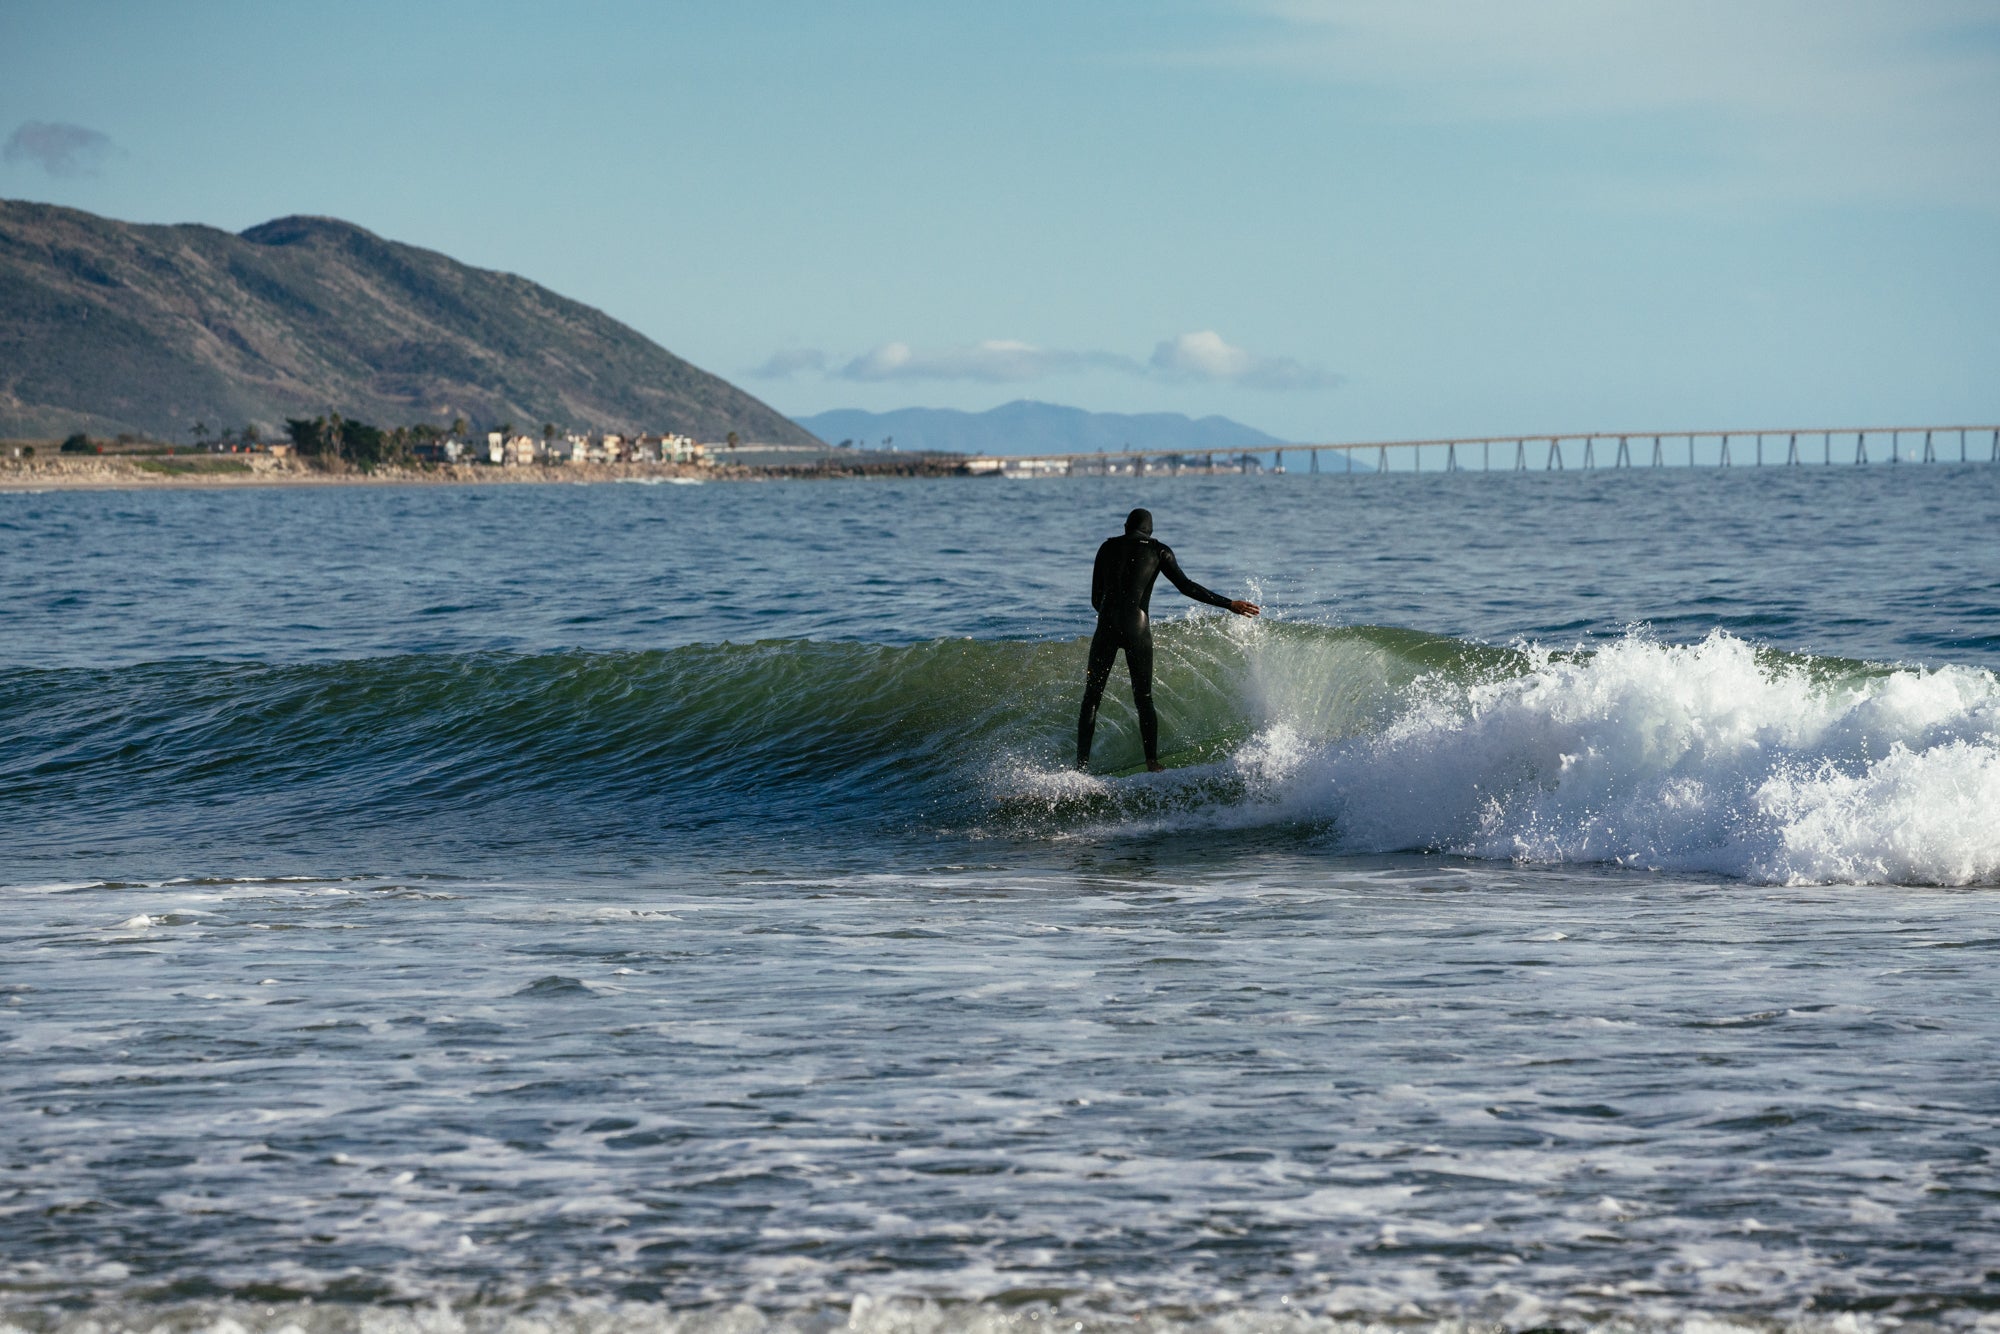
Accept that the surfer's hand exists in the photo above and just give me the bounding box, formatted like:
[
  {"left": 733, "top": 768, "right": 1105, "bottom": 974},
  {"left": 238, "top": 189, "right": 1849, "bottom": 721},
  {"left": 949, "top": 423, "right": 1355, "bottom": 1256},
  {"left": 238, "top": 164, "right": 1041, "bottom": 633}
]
[{"left": 1228, "top": 600, "right": 1261, "bottom": 617}]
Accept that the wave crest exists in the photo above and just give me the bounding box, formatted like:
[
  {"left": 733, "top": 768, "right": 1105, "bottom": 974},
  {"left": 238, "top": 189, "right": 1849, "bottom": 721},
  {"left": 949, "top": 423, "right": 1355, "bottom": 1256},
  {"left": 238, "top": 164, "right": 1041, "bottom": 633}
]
[{"left": 1181, "top": 631, "right": 2000, "bottom": 886}]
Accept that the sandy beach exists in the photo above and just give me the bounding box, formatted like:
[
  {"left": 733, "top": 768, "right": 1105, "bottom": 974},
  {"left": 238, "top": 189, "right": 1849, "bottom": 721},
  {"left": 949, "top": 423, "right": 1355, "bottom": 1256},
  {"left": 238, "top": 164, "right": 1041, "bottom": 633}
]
[
  {"left": 0, "top": 454, "right": 739, "bottom": 491},
  {"left": 0, "top": 451, "right": 972, "bottom": 490}
]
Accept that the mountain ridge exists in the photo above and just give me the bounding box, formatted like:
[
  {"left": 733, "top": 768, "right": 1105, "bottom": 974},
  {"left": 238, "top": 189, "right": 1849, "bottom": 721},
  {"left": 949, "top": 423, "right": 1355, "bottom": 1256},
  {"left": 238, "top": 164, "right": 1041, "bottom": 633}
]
[{"left": 0, "top": 199, "right": 818, "bottom": 446}]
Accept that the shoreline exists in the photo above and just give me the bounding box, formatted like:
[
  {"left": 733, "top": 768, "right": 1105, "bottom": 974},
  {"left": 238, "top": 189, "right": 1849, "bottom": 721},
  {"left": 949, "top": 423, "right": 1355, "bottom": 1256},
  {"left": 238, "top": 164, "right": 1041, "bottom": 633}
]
[{"left": 0, "top": 454, "right": 972, "bottom": 491}]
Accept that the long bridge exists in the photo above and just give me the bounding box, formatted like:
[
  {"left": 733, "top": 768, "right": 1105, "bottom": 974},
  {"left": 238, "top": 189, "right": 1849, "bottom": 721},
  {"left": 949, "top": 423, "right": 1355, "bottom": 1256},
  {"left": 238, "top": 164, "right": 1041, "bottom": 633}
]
[{"left": 965, "top": 424, "right": 2000, "bottom": 476}]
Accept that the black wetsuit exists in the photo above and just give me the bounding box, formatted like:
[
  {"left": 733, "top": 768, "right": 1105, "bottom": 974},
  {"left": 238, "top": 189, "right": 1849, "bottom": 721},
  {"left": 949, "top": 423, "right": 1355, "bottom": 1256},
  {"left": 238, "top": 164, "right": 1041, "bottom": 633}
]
[{"left": 1076, "top": 527, "right": 1234, "bottom": 768}]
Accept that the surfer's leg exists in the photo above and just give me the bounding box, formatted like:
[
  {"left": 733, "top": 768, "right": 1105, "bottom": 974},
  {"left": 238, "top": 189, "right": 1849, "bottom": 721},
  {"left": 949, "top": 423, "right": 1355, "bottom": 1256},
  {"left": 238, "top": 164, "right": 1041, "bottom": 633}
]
[
  {"left": 1076, "top": 626, "right": 1119, "bottom": 768},
  {"left": 1126, "top": 624, "right": 1160, "bottom": 769}
]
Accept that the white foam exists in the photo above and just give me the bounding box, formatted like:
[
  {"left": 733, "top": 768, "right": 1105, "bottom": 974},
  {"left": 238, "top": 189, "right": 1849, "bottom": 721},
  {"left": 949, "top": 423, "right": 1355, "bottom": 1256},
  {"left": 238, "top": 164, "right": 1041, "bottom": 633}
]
[
  {"left": 0, "top": 1298, "right": 1931, "bottom": 1334},
  {"left": 1218, "top": 631, "right": 1999, "bottom": 885}
]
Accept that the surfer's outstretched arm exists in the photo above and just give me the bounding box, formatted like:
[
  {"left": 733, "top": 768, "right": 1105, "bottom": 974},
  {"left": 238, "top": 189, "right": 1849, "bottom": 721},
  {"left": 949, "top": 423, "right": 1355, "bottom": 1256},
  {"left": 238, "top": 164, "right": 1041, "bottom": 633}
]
[{"left": 1159, "top": 546, "right": 1261, "bottom": 617}]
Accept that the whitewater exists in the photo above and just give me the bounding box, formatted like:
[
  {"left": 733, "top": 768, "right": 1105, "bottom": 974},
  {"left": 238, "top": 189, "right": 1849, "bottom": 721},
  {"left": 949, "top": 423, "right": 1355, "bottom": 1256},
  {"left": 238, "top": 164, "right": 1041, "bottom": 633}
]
[
  {"left": 1002, "top": 624, "right": 2000, "bottom": 886},
  {"left": 3, "top": 466, "right": 1998, "bottom": 1333}
]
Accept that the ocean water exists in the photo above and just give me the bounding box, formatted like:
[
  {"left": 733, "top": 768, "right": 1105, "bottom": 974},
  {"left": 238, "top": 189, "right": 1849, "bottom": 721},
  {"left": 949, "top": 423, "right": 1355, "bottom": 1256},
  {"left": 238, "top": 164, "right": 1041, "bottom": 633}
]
[{"left": 3, "top": 466, "right": 1998, "bottom": 1334}]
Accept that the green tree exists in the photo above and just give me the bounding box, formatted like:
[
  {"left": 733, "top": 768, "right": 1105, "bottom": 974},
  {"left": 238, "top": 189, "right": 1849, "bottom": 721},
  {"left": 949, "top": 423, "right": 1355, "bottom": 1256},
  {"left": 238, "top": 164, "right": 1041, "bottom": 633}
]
[
  {"left": 339, "top": 417, "right": 386, "bottom": 468},
  {"left": 61, "top": 433, "right": 92, "bottom": 454},
  {"left": 285, "top": 417, "right": 327, "bottom": 455}
]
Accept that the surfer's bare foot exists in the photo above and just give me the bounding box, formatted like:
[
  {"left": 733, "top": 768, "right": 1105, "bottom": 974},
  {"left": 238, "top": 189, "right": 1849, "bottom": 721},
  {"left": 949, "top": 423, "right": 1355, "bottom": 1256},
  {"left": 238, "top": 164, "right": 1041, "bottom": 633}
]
[{"left": 1147, "top": 762, "right": 1166, "bottom": 773}]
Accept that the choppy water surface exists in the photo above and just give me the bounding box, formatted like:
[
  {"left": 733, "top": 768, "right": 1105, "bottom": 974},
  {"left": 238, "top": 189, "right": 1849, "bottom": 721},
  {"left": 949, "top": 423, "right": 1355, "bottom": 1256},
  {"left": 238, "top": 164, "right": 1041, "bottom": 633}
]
[{"left": 3, "top": 467, "right": 1998, "bottom": 1333}]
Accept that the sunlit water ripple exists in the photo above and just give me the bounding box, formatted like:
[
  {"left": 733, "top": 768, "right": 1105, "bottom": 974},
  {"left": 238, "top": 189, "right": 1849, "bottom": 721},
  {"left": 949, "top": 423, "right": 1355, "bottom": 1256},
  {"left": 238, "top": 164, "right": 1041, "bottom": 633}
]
[{"left": 3, "top": 466, "right": 1998, "bottom": 1331}]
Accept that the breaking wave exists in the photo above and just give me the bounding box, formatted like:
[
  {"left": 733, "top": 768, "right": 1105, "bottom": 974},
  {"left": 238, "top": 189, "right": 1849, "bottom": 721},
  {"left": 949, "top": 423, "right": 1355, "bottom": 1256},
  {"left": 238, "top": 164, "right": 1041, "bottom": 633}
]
[
  {"left": 2, "top": 622, "right": 1994, "bottom": 885},
  {"left": 995, "top": 625, "right": 2000, "bottom": 887}
]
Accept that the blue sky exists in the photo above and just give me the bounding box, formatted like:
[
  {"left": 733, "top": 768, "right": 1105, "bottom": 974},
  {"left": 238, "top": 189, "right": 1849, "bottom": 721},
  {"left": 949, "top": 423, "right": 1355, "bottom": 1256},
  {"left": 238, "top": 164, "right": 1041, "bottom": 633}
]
[{"left": 3, "top": 1, "right": 1997, "bottom": 443}]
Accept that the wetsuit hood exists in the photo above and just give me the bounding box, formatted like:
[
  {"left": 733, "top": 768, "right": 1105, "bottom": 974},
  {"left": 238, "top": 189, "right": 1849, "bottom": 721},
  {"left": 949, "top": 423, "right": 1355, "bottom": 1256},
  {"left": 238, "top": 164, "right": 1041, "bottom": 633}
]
[{"left": 1124, "top": 508, "right": 1153, "bottom": 537}]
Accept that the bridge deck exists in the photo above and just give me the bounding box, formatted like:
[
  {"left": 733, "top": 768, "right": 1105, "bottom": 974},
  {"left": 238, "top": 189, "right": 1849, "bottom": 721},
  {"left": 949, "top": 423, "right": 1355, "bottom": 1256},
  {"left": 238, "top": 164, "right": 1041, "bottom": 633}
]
[{"left": 966, "top": 425, "right": 2000, "bottom": 471}]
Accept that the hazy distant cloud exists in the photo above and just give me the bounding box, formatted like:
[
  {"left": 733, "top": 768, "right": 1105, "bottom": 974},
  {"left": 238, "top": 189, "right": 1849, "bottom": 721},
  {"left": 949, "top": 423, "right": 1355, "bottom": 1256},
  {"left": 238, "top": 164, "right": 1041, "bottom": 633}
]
[
  {"left": 1184, "top": 1, "right": 2000, "bottom": 209},
  {"left": 753, "top": 332, "right": 1336, "bottom": 390},
  {"left": 1149, "top": 330, "right": 1340, "bottom": 390},
  {"left": 3, "top": 121, "right": 116, "bottom": 177},
  {"left": 840, "top": 339, "right": 1141, "bottom": 383},
  {"left": 749, "top": 347, "right": 829, "bottom": 379}
]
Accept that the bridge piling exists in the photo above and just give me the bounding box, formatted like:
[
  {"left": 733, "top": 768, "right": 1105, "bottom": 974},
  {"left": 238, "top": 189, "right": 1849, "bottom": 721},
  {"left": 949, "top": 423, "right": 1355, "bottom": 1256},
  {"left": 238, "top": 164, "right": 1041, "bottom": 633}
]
[{"left": 973, "top": 421, "right": 1988, "bottom": 480}]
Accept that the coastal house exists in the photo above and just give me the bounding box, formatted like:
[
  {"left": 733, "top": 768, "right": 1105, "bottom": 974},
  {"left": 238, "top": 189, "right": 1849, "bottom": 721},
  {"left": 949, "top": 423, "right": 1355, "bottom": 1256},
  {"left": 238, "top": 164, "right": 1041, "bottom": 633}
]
[
  {"left": 411, "top": 438, "right": 465, "bottom": 463},
  {"left": 636, "top": 433, "right": 706, "bottom": 465}
]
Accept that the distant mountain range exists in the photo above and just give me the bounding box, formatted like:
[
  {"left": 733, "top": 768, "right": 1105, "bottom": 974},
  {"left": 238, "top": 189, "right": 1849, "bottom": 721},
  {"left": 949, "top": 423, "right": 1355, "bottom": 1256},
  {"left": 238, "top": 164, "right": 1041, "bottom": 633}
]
[
  {"left": 0, "top": 199, "right": 818, "bottom": 446},
  {"left": 795, "top": 400, "right": 1287, "bottom": 456}
]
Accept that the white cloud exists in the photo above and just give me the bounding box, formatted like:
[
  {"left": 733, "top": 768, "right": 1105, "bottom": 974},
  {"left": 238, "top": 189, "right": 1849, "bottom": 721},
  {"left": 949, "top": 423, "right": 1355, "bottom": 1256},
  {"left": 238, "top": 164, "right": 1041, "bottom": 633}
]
[
  {"left": 839, "top": 339, "right": 1140, "bottom": 382},
  {"left": 755, "top": 333, "right": 1339, "bottom": 390},
  {"left": 1198, "top": 1, "right": 2000, "bottom": 209},
  {"left": 3, "top": 121, "right": 116, "bottom": 177},
  {"left": 1150, "top": 330, "right": 1340, "bottom": 389}
]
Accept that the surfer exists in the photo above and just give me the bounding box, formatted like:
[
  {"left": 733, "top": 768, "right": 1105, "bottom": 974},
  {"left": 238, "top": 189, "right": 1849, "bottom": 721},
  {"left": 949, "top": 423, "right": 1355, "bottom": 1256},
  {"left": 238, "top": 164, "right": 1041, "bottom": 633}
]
[{"left": 1076, "top": 507, "right": 1260, "bottom": 773}]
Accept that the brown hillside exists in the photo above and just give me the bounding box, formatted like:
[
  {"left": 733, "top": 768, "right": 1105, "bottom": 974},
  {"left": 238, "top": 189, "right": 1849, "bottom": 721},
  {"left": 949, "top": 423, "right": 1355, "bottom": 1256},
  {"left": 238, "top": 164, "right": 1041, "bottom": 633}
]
[{"left": 0, "top": 199, "right": 819, "bottom": 446}]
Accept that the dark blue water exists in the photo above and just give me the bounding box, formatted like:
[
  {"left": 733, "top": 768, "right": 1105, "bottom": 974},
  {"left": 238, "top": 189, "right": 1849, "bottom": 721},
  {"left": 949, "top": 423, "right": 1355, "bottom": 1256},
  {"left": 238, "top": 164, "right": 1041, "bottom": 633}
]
[{"left": 3, "top": 467, "right": 1998, "bottom": 1332}]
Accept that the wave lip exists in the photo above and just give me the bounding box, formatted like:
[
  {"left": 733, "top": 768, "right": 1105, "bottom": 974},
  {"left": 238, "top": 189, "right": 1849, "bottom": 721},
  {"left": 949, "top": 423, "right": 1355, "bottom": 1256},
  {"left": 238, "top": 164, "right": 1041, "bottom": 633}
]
[{"left": 1243, "top": 630, "right": 2000, "bottom": 886}]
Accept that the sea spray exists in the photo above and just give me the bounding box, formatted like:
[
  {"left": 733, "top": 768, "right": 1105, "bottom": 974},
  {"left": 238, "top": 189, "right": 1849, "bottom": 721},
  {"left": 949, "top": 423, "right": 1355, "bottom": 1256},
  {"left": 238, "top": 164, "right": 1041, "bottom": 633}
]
[{"left": 1212, "top": 630, "right": 2000, "bottom": 885}]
